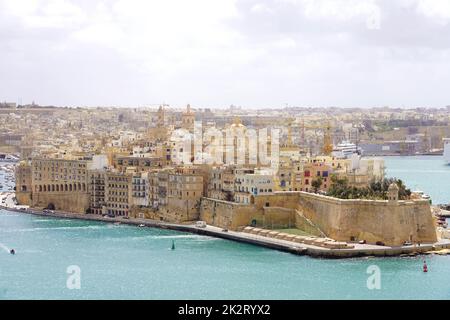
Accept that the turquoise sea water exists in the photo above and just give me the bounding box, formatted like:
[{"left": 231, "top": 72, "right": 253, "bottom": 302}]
[
  {"left": 0, "top": 156, "right": 449, "bottom": 300},
  {"left": 1, "top": 211, "right": 450, "bottom": 300},
  {"left": 384, "top": 155, "right": 450, "bottom": 205}
]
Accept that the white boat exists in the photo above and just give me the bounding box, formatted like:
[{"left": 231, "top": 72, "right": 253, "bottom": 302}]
[
  {"left": 0, "top": 154, "right": 20, "bottom": 163},
  {"left": 444, "top": 138, "right": 450, "bottom": 165},
  {"left": 412, "top": 190, "right": 431, "bottom": 200},
  {"left": 332, "top": 141, "right": 362, "bottom": 159}
]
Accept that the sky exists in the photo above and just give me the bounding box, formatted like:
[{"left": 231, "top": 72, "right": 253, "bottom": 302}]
[{"left": 1, "top": 0, "right": 450, "bottom": 109}]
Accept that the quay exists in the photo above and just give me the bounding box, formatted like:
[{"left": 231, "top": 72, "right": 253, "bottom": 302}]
[{"left": 2, "top": 204, "right": 450, "bottom": 259}]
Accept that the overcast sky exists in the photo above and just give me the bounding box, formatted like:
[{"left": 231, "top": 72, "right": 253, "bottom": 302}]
[{"left": 1, "top": 0, "right": 450, "bottom": 108}]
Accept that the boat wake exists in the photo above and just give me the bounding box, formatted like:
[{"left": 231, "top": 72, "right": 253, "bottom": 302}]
[{"left": 0, "top": 242, "right": 11, "bottom": 253}]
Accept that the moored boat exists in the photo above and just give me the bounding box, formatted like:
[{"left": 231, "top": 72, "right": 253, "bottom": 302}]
[{"left": 444, "top": 138, "right": 450, "bottom": 165}]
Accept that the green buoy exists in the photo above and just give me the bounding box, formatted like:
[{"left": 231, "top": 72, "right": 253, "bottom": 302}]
[{"left": 171, "top": 240, "right": 175, "bottom": 250}]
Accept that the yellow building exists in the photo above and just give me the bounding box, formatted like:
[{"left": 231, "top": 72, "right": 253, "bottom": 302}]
[{"left": 26, "top": 158, "right": 90, "bottom": 213}]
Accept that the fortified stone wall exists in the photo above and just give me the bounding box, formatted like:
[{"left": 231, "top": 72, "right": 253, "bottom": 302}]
[
  {"left": 297, "top": 192, "right": 437, "bottom": 246},
  {"left": 200, "top": 198, "right": 257, "bottom": 230},
  {"left": 200, "top": 196, "right": 297, "bottom": 230},
  {"left": 15, "top": 191, "right": 32, "bottom": 206},
  {"left": 32, "top": 192, "right": 90, "bottom": 214},
  {"left": 260, "top": 207, "right": 296, "bottom": 229},
  {"left": 253, "top": 192, "right": 300, "bottom": 209},
  {"left": 166, "top": 198, "right": 201, "bottom": 222},
  {"left": 129, "top": 206, "right": 162, "bottom": 220},
  {"left": 201, "top": 191, "right": 437, "bottom": 245}
]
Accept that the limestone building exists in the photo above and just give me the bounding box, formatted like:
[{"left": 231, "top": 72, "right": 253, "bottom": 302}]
[{"left": 181, "top": 104, "right": 195, "bottom": 132}]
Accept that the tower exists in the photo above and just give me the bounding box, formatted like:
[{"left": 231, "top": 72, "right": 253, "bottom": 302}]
[
  {"left": 322, "top": 122, "right": 333, "bottom": 156},
  {"left": 388, "top": 182, "right": 399, "bottom": 202},
  {"left": 182, "top": 104, "right": 195, "bottom": 132},
  {"left": 157, "top": 105, "right": 165, "bottom": 128},
  {"left": 148, "top": 105, "right": 169, "bottom": 142}
]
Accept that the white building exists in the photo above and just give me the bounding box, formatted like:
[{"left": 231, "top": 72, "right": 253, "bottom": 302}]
[
  {"left": 234, "top": 168, "right": 274, "bottom": 204},
  {"left": 131, "top": 172, "right": 149, "bottom": 207}
]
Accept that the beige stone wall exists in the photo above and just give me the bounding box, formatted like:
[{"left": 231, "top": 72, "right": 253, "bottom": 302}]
[
  {"left": 200, "top": 191, "right": 437, "bottom": 245},
  {"left": 32, "top": 192, "right": 90, "bottom": 214},
  {"left": 15, "top": 163, "right": 33, "bottom": 206},
  {"left": 16, "top": 191, "right": 32, "bottom": 206},
  {"left": 297, "top": 192, "right": 437, "bottom": 246},
  {"left": 199, "top": 197, "right": 296, "bottom": 230},
  {"left": 260, "top": 207, "right": 296, "bottom": 229},
  {"left": 129, "top": 206, "right": 162, "bottom": 220},
  {"left": 200, "top": 198, "right": 257, "bottom": 230},
  {"left": 166, "top": 198, "right": 201, "bottom": 222},
  {"left": 253, "top": 192, "right": 300, "bottom": 209}
]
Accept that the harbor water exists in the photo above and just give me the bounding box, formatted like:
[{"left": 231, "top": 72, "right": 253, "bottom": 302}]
[
  {"left": 0, "top": 156, "right": 449, "bottom": 300},
  {"left": 384, "top": 155, "right": 450, "bottom": 205}
]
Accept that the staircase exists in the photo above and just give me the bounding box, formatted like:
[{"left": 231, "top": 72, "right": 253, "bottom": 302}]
[{"left": 295, "top": 209, "right": 327, "bottom": 238}]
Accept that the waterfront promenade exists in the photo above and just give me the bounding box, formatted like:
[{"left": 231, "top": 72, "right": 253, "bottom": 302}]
[{"left": 2, "top": 195, "right": 449, "bottom": 259}]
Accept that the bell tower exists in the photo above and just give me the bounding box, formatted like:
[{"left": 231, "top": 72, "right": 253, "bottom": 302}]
[{"left": 182, "top": 104, "right": 195, "bottom": 132}]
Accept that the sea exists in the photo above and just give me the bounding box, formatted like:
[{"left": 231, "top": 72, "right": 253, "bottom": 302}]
[{"left": 0, "top": 156, "right": 449, "bottom": 300}]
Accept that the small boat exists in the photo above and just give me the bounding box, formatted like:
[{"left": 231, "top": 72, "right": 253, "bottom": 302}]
[
  {"left": 138, "top": 224, "right": 145, "bottom": 227},
  {"left": 444, "top": 138, "right": 450, "bottom": 165}
]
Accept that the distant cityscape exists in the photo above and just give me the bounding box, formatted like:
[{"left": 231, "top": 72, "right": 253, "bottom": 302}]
[{"left": 1, "top": 101, "right": 450, "bottom": 158}]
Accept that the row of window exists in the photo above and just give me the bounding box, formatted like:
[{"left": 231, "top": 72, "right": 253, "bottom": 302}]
[
  {"left": 34, "top": 162, "right": 86, "bottom": 168},
  {"left": 108, "top": 191, "right": 128, "bottom": 196},
  {"left": 304, "top": 170, "right": 329, "bottom": 177},
  {"left": 107, "top": 200, "right": 129, "bottom": 207},
  {"left": 108, "top": 184, "right": 128, "bottom": 188},
  {"left": 35, "top": 183, "right": 86, "bottom": 192},
  {"left": 107, "top": 209, "right": 128, "bottom": 216},
  {"left": 235, "top": 186, "right": 273, "bottom": 193},
  {"left": 108, "top": 177, "right": 129, "bottom": 182}
]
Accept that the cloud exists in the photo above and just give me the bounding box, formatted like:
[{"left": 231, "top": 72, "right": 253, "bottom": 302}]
[
  {"left": 1, "top": 0, "right": 450, "bottom": 107},
  {"left": 1, "top": 0, "right": 86, "bottom": 28},
  {"left": 415, "top": 0, "right": 450, "bottom": 22}
]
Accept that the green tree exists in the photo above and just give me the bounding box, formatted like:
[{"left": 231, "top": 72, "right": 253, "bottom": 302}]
[
  {"left": 311, "top": 176, "right": 323, "bottom": 193},
  {"left": 328, "top": 176, "right": 411, "bottom": 200}
]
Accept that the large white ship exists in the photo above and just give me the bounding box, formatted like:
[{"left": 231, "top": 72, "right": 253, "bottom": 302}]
[
  {"left": 444, "top": 138, "right": 450, "bottom": 165},
  {"left": 0, "top": 154, "right": 20, "bottom": 162},
  {"left": 332, "top": 141, "right": 362, "bottom": 159}
]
